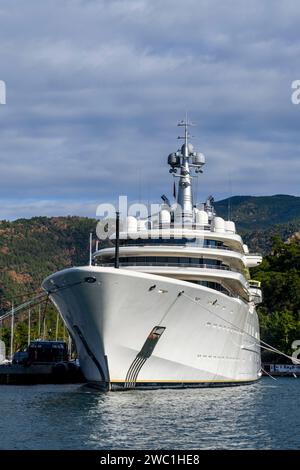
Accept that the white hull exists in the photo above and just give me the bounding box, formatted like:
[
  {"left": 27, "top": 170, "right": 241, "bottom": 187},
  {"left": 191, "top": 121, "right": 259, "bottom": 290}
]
[{"left": 43, "top": 266, "right": 261, "bottom": 390}]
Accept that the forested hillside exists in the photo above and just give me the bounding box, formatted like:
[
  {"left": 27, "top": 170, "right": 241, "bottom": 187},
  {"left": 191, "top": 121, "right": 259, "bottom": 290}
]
[
  {"left": 0, "top": 216, "right": 99, "bottom": 351},
  {"left": 215, "top": 194, "right": 300, "bottom": 230},
  {"left": 251, "top": 236, "right": 300, "bottom": 362},
  {"left": 215, "top": 195, "right": 300, "bottom": 254},
  {"left": 0, "top": 216, "right": 97, "bottom": 310}
]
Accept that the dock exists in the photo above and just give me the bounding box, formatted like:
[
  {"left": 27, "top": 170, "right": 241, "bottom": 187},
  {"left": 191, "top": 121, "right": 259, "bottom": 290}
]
[
  {"left": 0, "top": 361, "right": 86, "bottom": 385},
  {"left": 262, "top": 363, "right": 300, "bottom": 377}
]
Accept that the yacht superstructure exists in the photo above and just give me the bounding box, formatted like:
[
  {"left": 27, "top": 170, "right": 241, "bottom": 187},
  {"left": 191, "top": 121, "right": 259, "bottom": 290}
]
[{"left": 42, "top": 119, "right": 262, "bottom": 390}]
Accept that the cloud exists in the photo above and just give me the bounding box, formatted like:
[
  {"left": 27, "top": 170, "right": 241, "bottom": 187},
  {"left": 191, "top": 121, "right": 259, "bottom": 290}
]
[{"left": 0, "top": 0, "right": 300, "bottom": 219}]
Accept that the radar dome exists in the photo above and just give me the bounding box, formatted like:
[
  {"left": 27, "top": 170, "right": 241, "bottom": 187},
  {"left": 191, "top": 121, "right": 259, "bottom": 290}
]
[
  {"left": 160, "top": 209, "right": 171, "bottom": 225},
  {"left": 192, "top": 152, "right": 205, "bottom": 166},
  {"left": 196, "top": 210, "right": 208, "bottom": 225},
  {"left": 225, "top": 221, "right": 236, "bottom": 233},
  {"left": 213, "top": 217, "right": 225, "bottom": 233},
  {"left": 181, "top": 143, "right": 194, "bottom": 154},
  {"left": 168, "top": 153, "right": 180, "bottom": 167}
]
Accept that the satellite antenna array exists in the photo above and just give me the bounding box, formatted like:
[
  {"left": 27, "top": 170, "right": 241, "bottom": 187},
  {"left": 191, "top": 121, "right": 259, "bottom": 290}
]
[{"left": 167, "top": 117, "right": 205, "bottom": 175}]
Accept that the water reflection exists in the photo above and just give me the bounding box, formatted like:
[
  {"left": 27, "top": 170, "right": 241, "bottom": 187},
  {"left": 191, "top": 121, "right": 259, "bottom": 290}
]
[{"left": 0, "top": 378, "right": 299, "bottom": 449}]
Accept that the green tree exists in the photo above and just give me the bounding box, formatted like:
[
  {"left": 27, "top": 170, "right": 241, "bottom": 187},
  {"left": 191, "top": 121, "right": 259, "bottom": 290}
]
[{"left": 252, "top": 236, "right": 300, "bottom": 362}]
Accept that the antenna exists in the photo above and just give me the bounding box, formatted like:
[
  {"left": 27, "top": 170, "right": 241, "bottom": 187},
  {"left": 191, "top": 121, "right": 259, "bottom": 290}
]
[
  {"left": 89, "top": 232, "right": 93, "bottom": 266},
  {"left": 227, "top": 173, "right": 233, "bottom": 220},
  {"left": 161, "top": 194, "right": 171, "bottom": 207},
  {"left": 177, "top": 113, "right": 196, "bottom": 146}
]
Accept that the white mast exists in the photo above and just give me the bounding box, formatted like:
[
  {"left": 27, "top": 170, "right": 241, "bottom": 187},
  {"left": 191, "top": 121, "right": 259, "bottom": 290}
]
[
  {"left": 177, "top": 116, "right": 194, "bottom": 220},
  {"left": 168, "top": 116, "right": 205, "bottom": 223}
]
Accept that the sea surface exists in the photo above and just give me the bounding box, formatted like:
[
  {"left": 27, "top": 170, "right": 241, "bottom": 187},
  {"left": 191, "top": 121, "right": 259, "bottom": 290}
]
[{"left": 0, "top": 377, "right": 299, "bottom": 450}]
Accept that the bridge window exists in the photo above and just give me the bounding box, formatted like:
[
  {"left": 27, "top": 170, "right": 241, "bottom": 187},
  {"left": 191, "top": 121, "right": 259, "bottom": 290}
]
[
  {"left": 118, "top": 238, "right": 225, "bottom": 248},
  {"left": 98, "top": 256, "right": 229, "bottom": 269},
  {"left": 189, "top": 280, "right": 230, "bottom": 296}
]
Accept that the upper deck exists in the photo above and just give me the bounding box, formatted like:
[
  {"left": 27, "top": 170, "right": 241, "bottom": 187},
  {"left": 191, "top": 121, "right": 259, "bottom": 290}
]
[{"left": 97, "top": 223, "right": 262, "bottom": 268}]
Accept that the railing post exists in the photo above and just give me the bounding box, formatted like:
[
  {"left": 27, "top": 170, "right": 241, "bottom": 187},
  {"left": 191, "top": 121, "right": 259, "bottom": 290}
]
[
  {"left": 28, "top": 308, "right": 31, "bottom": 346},
  {"left": 10, "top": 302, "right": 14, "bottom": 360},
  {"left": 115, "top": 211, "right": 120, "bottom": 269}
]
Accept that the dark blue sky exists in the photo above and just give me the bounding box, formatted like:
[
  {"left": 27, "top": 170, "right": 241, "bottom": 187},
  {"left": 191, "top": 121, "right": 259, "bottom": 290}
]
[{"left": 0, "top": 0, "right": 300, "bottom": 219}]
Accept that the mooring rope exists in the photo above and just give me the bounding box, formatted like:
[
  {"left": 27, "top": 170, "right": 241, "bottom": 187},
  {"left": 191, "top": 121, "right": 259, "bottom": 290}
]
[
  {"left": 0, "top": 291, "right": 48, "bottom": 322},
  {"left": 0, "top": 278, "right": 88, "bottom": 323}
]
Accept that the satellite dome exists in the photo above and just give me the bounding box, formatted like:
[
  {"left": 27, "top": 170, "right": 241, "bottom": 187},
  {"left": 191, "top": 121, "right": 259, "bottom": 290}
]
[
  {"left": 192, "top": 152, "right": 205, "bottom": 166},
  {"left": 181, "top": 142, "right": 194, "bottom": 154}
]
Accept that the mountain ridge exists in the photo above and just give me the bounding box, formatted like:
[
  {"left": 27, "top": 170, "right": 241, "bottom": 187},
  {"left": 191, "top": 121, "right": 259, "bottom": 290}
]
[{"left": 214, "top": 194, "right": 300, "bottom": 231}]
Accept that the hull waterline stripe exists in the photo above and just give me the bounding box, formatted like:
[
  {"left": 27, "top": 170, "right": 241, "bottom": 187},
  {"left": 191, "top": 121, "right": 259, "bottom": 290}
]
[
  {"left": 114, "top": 378, "right": 259, "bottom": 383},
  {"left": 111, "top": 378, "right": 260, "bottom": 391}
]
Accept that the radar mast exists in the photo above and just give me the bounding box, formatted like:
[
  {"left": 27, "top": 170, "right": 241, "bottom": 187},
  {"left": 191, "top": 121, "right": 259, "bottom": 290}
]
[{"left": 167, "top": 115, "right": 206, "bottom": 222}]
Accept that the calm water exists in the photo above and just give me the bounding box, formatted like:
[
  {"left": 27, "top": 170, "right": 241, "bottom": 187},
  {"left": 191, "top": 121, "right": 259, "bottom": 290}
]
[{"left": 0, "top": 378, "right": 299, "bottom": 450}]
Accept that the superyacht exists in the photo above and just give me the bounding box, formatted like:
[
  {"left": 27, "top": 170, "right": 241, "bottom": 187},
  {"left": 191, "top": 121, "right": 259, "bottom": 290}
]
[{"left": 42, "top": 119, "right": 263, "bottom": 390}]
